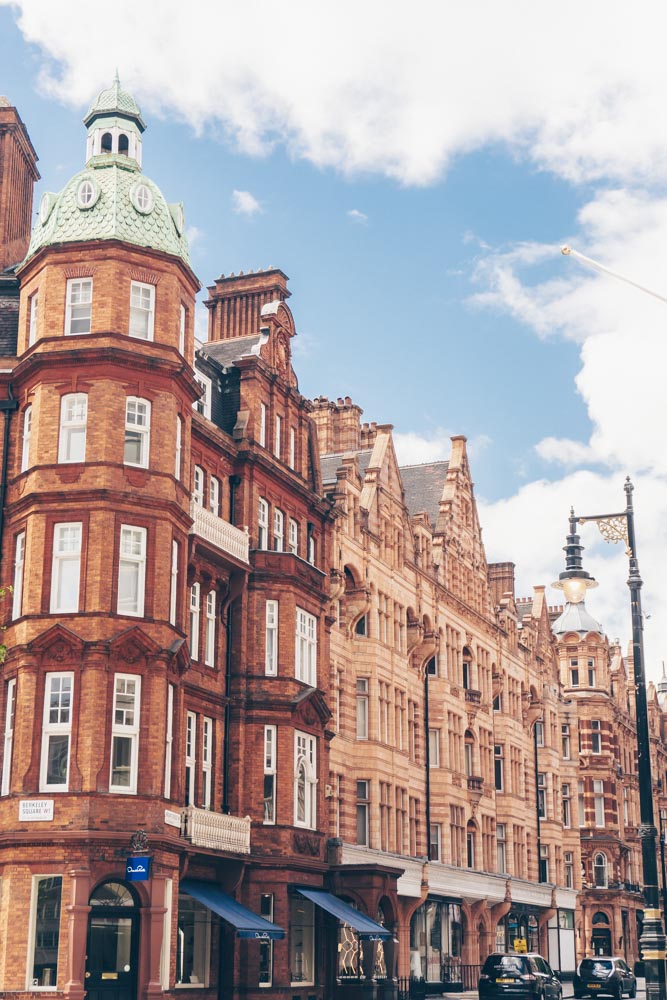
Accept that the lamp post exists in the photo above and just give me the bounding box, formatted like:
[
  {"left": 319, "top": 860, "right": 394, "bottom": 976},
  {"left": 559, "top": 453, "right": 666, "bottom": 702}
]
[{"left": 553, "top": 479, "right": 666, "bottom": 1000}]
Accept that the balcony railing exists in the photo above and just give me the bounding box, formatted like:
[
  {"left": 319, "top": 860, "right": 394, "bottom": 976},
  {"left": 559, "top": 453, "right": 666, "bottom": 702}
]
[
  {"left": 181, "top": 806, "right": 251, "bottom": 853},
  {"left": 190, "top": 501, "right": 249, "bottom": 564},
  {"left": 467, "top": 775, "right": 484, "bottom": 793},
  {"left": 464, "top": 688, "right": 482, "bottom": 705}
]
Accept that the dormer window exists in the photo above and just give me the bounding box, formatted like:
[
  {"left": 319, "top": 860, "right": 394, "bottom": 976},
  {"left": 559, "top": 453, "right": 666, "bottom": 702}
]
[
  {"left": 101, "top": 132, "right": 113, "bottom": 153},
  {"left": 131, "top": 183, "right": 153, "bottom": 215},
  {"left": 118, "top": 133, "right": 129, "bottom": 155},
  {"left": 76, "top": 179, "right": 98, "bottom": 210}
]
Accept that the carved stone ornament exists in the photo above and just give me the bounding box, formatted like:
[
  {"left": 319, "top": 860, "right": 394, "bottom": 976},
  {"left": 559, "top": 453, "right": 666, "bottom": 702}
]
[
  {"left": 293, "top": 832, "right": 321, "bottom": 856},
  {"left": 129, "top": 830, "right": 149, "bottom": 853},
  {"left": 51, "top": 640, "right": 73, "bottom": 663}
]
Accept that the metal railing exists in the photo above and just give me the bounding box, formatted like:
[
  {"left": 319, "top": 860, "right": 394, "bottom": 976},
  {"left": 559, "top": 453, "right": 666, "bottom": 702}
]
[
  {"left": 181, "top": 805, "right": 251, "bottom": 853},
  {"left": 396, "top": 965, "right": 481, "bottom": 998},
  {"left": 190, "top": 500, "right": 249, "bottom": 563}
]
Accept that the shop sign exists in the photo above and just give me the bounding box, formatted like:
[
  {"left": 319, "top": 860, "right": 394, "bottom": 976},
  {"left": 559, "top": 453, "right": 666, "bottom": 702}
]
[
  {"left": 19, "top": 799, "right": 54, "bottom": 822},
  {"left": 125, "top": 855, "right": 151, "bottom": 881}
]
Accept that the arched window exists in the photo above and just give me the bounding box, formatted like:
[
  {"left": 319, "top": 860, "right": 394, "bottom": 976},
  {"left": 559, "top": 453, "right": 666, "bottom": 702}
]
[
  {"left": 294, "top": 731, "right": 316, "bottom": 829},
  {"left": 592, "top": 910, "right": 610, "bottom": 925},
  {"left": 464, "top": 731, "right": 474, "bottom": 776},
  {"left": 101, "top": 132, "right": 113, "bottom": 153},
  {"left": 118, "top": 133, "right": 129, "bottom": 155},
  {"left": 594, "top": 854, "right": 609, "bottom": 888},
  {"left": 466, "top": 820, "right": 476, "bottom": 869},
  {"left": 462, "top": 647, "right": 472, "bottom": 689}
]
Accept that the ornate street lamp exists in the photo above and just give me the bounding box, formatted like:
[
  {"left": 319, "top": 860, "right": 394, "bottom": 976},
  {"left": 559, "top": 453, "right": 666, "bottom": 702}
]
[{"left": 553, "top": 479, "right": 666, "bottom": 1000}]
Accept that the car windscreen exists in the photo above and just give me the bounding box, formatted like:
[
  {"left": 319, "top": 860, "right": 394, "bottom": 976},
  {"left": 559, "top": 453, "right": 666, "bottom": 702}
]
[
  {"left": 580, "top": 960, "right": 613, "bottom": 974},
  {"left": 484, "top": 957, "right": 527, "bottom": 974}
]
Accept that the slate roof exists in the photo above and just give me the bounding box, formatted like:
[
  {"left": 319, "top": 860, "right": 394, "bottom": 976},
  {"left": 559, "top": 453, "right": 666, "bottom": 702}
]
[
  {"left": 320, "top": 449, "right": 373, "bottom": 486},
  {"left": 201, "top": 335, "right": 264, "bottom": 369},
  {"left": 551, "top": 600, "right": 603, "bottom": 636},
  {"left": 25, "top": 161, "right": 189, "bottom": 264},
  {"left": 399, "top": 461, "right": 449, "bottom": 527},
  {"left": 84, "top": 75, "right": 145, "bottom": 129}
]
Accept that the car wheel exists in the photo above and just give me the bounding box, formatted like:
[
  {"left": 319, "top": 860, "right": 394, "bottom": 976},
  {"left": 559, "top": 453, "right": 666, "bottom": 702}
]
[{"left": 615, "top": 983, "right": 623, "bottom": 1000}]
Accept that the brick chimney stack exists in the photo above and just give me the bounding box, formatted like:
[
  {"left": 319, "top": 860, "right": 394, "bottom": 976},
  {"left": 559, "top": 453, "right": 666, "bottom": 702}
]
[
  {"left": 488, "top": 561, "right": 516, "bottom": 607},
  {"left": 205, "top": 268, "right": 290, "bottom": 341},
  {"left": 0, "top": 99, "right": 40, "bottom": 270},
  {"left": 311, "top": 396, "right": 363, "bottom": 454}
]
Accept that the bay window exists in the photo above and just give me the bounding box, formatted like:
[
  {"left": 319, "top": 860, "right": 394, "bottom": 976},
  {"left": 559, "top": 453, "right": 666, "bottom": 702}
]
[
  {"left": 117, "top": 525, "right": 147, "bottom": 617},
  {"left": 40, "top": 672, "right": 73, "bottom": 791},
  {"left": 50, "top": 522, "right": 81, "bottom": 613},
  {"left": 110, "top": 674, "right": 141, "bottom": 793}
]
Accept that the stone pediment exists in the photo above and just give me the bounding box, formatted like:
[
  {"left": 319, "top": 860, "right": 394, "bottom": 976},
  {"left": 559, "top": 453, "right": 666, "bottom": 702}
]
[
  {"left": 291, "top": 686, "right": 332, "bottom": 728},
  {"left": 28, "top": 623, "right": 85, "bottom": 663},
  {"left": 108, "top": 625, "right": 162, "bottom": 666}
]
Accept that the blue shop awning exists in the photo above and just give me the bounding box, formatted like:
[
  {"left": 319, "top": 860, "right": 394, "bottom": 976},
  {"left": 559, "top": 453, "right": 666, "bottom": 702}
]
[
  {"left": 181, "top": 879, "right": 285, "bottom": 940},
  {"left": 296, "top": 888, "right": 391, "bottom": 940}
]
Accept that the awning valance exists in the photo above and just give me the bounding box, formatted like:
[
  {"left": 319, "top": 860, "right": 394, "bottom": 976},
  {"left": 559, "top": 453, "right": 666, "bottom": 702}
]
[
  {"left": 181, "top": 879, "right": 285, "bottom": 940},
  {"left": 296, "top": 888, "right": 391, "bottom": 940}
]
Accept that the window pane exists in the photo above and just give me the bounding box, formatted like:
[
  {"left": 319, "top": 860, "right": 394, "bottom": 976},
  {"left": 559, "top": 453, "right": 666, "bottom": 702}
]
[
  {"left": 45, "top": 734, "right": 69, "bottom": 786},
  {"left": 31, "top": 877, "right": 62, "bottom": 987},
  {"left": 111, "top": 735, "right": 133, "bottom": 787},
  {"left": 176, "top": 896, "right": 210, "bottom": 986}
]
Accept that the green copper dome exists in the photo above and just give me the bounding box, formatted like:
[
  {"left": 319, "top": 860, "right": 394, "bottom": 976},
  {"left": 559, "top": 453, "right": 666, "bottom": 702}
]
[
  {"left": 24, "top": 79, "right": 190, "bottom": 265},
  {"left": 84, "top": 72, "right": 146, "bottom": 130}
]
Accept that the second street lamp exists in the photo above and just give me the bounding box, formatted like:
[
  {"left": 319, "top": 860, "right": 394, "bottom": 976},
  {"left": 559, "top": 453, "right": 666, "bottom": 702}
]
[{"left": 553, "top": 479, "right": 666, "bottom": 1000}]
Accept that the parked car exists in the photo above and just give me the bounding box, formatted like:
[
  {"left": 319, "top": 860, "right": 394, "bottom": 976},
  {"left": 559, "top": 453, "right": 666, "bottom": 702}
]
[
  {"left": 574, "top": 957, "right": 637, "bottom": 999},
  {"left": 479, "top": 953, "right": 562, "bottom": 1000}
]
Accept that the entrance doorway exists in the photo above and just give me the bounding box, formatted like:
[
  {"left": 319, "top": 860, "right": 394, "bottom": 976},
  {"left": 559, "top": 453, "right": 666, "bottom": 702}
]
[
  {"left": 592, "top": 912, "right": 612, "bottom": 956},
  {"left": 85, "top": 881, "right": 139, "bottom": 1000}
]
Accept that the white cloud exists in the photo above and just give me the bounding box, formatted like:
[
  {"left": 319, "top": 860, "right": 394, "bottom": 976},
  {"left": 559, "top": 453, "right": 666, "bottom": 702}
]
[
  {"left": 231, "top": 189, "right": 262, "bottom": 216},
  {"left": 394, "top": 428, "right": 491, "bottom": 466},
  {"left": 347, "top": 208, "right": 368, "bottom": 224},
  {"left": 185, "top": 224, "right": 203, "bottom": 247},
  {"left": 6, "top": 0, "right": 667, "bottom": 186},
  {"left": 535, "top": 437, "right": 598, "bottom": 467}
]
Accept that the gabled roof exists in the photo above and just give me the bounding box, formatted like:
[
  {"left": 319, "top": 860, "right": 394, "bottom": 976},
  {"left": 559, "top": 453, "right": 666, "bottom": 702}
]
[
  {"left": 399, "top": 460, "right": 449, "bottom": 528},
  {"left": 201, "top": 335, "right": 265, "bottom": 369},
  {"left": 320, "top": 449, "right": 373, "bottom": 486}
]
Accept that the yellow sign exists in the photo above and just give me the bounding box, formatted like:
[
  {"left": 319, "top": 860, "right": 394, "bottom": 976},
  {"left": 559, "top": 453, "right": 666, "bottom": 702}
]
[{"left": 513, "top": 938, "right": 527, "bottom": 953}]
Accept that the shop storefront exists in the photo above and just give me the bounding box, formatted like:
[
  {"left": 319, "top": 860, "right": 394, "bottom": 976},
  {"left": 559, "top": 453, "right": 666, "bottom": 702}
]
[
  {"left": 495, "top": 909, "right": 539, "bottom": 954},
  {"left": 410, "top": 898, "right": 463, "bottom": 988}
]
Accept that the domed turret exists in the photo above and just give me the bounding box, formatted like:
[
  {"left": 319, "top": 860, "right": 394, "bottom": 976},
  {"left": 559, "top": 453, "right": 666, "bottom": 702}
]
[{"left": 24, "top": 76, "right": 189, "bottom": 264}]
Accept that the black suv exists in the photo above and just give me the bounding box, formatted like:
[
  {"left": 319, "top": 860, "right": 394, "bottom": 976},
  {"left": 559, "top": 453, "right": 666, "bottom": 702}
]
[
  {"left": 479, "top": 953, "right": 562, "bottom": 1000},
  {"left": 574, "top": 957, "right": 636, "bottom": 999}
]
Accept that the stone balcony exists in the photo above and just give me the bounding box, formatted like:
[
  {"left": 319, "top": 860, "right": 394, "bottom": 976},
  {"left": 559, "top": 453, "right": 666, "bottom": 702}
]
[
  {"left": 181, "top": 805, "right": 251, "bottom": 853},
  {"left": 190, "top": 500, "right": 249, "bottom": 564}
]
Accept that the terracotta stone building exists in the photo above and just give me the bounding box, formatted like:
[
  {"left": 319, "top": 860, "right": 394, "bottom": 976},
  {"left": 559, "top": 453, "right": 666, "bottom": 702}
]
[{"left": 2, "top": 82, "right": 667, "bottom": 1000}]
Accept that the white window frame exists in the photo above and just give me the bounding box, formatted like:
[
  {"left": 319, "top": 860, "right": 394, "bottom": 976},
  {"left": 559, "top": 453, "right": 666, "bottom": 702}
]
[
  {"left": 356, "top": 678, "right": 369, "bottom": 740},
  {"left": 265, "top": 600, "right": 278, "bottom": 676},
  {"left": 117, "top": 525, "right": 147, "bottom": 617},
  {"left": 273, "top": 508, "right": 284, "bottom": 551},
  {"left": 1, "top": 677, "right": 16, "bottom": 796},
  {"left": 28, "top": 291, "right": 38, "bottom": 346},
  {"left": 497, "top": 823, "right": 507, "bottom": 873},
  {"left": 274, "top": 414, "right": 281, "bottom": 459},
  {"left": 39, "top": 672, "right": 73, "bottom": 792},
  {"left": 259, "top": 893, "right": 274, "bottom": 986},
  {"left": 194, "top": 374, "right": 212, "bottom": 420},
  {"left": 263, "top": 724, "right": 277, "bottom": 824},
  {"left": 594, "top": 778, "right": 605, "bottom": 827},
  {"left": 58, "top": 393, "right": 87, "bottom": 464},
  {"left": 193, "top": 465, "right": 204, "bottom": 506},
  {"left": 289, "top": 427, "right": 296, "bottom": 469},
  {"left": 110, "top": 673, "right": 141, "bottom": 794},
  {"left": 21, "top": 404, "right": 31, "bottom": 472},
  {"left": 562, "top": 783, "right": 572, "bottom": 828},
  {"left": 591, "top": 719, "right": 602, "bottom": 754},
  {"left": 129, "top": 281, "right": 155, "bottom": 341},
  {"left": 50, "top": 522, "right": 82, "bottom": 614},
  {"left": 209, "top": 476, "right": 220, "bottom": 517},
  {"left": 259, "top": 403, "right": 267, "bottom": 447},
  {"left": 65, "top": 277, "right": 93, "bottom": 335},
  {"left": 179, "top": 304, "right": 186, "bottom": 356},
  {"left": 189, "top": 583, "right": 200, "bottom": 661},
  {"left": 164, "top": 683, "right": 174, "bottom": 798},
  {"left": 169, "top": 540, "right": 178, "bottom": 626},
  {"left": 202, "top": 716, "right": 213, "bottom": 810},
  {"left": 185, "top": 711, "right": 197, "bottom": 806},
  {"left": 204, "top": 591, "right": 216, "bottom": 667},
  {"left": 430, "top": 822, "right": 442, "bottom": 862},
  {"left": 27, "top": 875, "right": 63, "bottom": 990},
  {"left": 175, "top": 415, "right": 182, "bottom": 479},
  {"left": 12, "top": 531, "right": 25, "bottom": 620},
  {"left": 295, "top": 608, "right": 317, "bottom": 687},
  {"left": 356, "top": 778, "right": 370, "bottom": 845},
  {"left": 294, "top": 730, "right": 317, "bottom": 829},
  {"left": 124, "top": 397, "right": 151, "bottom": 468},
  {"left": 258, "top": 497, "right": 269, "bottom": 549},
  {"left": 288, "top": 518, "right": 298, "bottom": 554}
]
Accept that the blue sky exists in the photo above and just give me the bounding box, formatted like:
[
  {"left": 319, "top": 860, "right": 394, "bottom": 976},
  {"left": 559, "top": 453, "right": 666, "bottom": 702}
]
[{"left": 4, "top": 0, "right": 667, "bottom": 673}]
